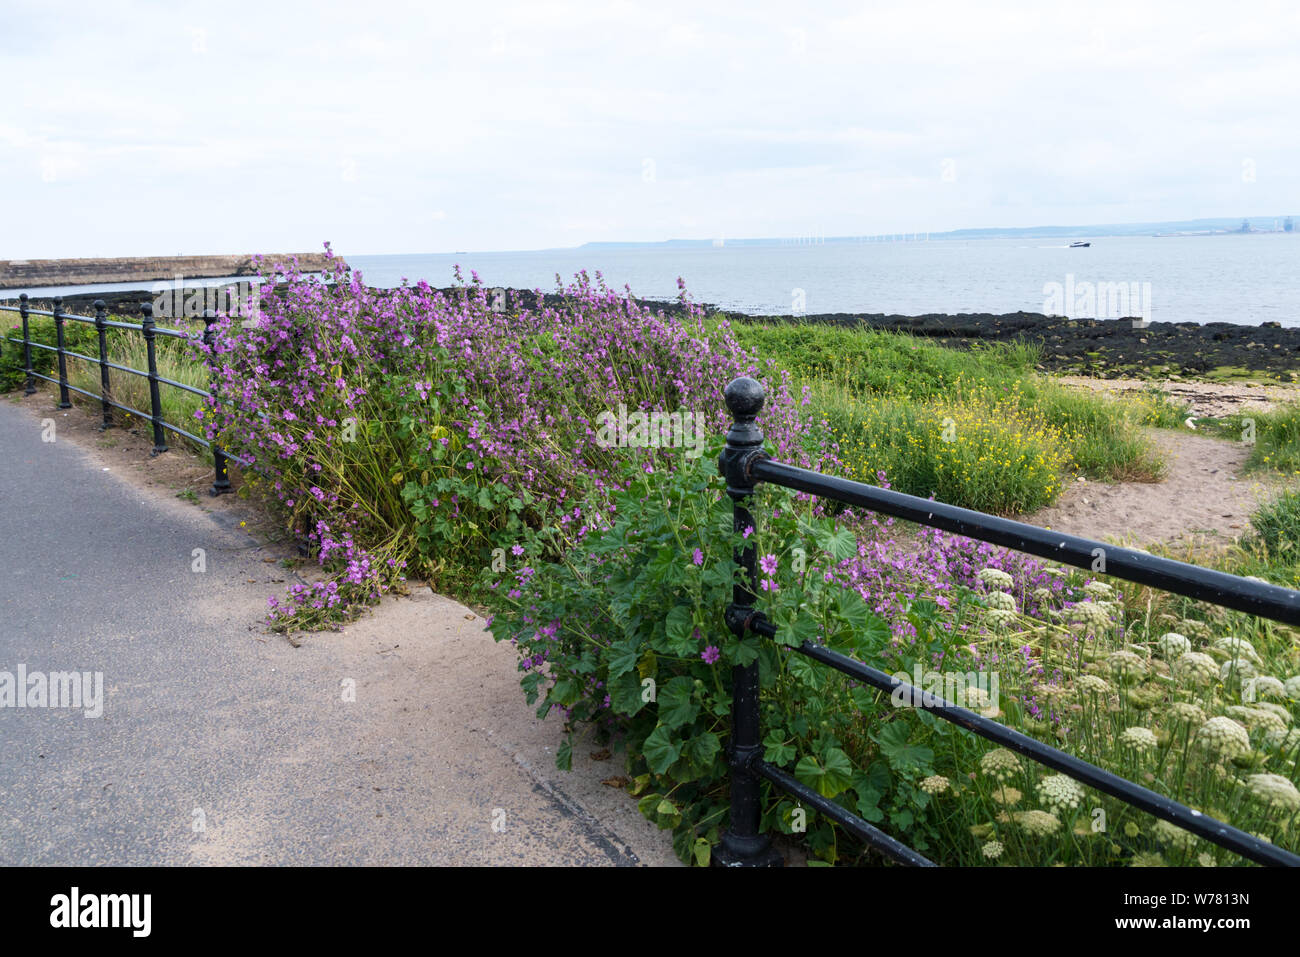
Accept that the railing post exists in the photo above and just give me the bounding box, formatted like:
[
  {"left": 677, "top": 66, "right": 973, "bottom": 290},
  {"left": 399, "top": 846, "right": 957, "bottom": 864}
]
[
  {"left": 19, "top": 293, "right": 35, "bottom": 395},
  {"left": 52, "top": 296, "right": 71, "bottom": 409},
  {"left": 714, "top": 376, "right": 782, "bottom": 867},
  {"left": 93, "top": 299, "right": 112, "bottom": 429},
  {"left": 201, "top": 310, "right": 231, "bottom": 496},
  {"left": 140, "top": 302, "right": 168, "bottom": 455}
]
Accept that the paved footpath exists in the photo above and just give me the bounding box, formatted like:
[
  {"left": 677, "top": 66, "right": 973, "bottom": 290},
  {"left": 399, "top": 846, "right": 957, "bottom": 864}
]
[{"left": 0, "top": 397, "right": 677, "bottom": 865}]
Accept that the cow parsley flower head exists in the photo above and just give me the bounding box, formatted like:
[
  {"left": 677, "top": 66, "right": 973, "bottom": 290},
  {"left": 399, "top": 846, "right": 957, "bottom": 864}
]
[
  {"left": 1075, "top": 674, "right": 1111, "bottom": 695},
  {"left": 1284, "top": 675, "right": 1300, "bottom": 701},
  {"left": 1245, "top": 773, "right": 1300, "bottom": 811},
  {"left": 977, "top": 568, "right": 1015, "bottom": 590},
  {"left": 1197, "top": 852, "right": 1217, "bottom": 867},
  {"left": 1173, "top": 652, "right": 1218, "bottom": 685},
  {"left": 1196, "top": 716, "right": 1251, "bottom": 758},
  {"left": 1130, "top": 851, "right": 1166, "bottom": 867},
  {"left": 1213, "top": 636, "right": 1261, "bottom": 663},
  {"left": 985, "top": 590, "right": 1017, "bottom": 612},
  {"left": 1037, "top": 774, "right": 1085, "bottom": 814},
  {"left": 990, "top": 786, "right": 1022, "bottom": 806},
  {"left": 981, "top": 840, "right": 1004, "bottom": 860},
  {"left": 1014, "top": 810, "right": 1062, "bottom": 836},
  {"left": 1083, "top": 580, "right": 1114, "bottom": 600},
  {"left": 1155, "top": 632, "right": 1191, "bottom": 659},
  {"left": 1220, "top": 658, "right": 1258, "bottom": 683},
  {"left": 986, "top": 608, "right": 1017, "bottom": 628},
  {"left": 1243, "top": 676, "right": 1287, "bottom": 702},
  {"left": 1169, "top": 702, "right": 1206, "bottom": 724},
  {"left": 1225, "top": 705, "right": 1288, "bottom": 734},
  {"left": 1071, "top": 601, "right": 1114, "bottom": 630},
  {"left": 919, "top": 775, "right": 950, "bottom": 795},
  {"left": 1264, "top": 727, "right": 1300, "bottom": 751},
  {"left": 1153, "top": 819, "right": 1198, "bottom": 852},
  {"left": 1120, "top": 726, "right": 1158, "bottom": 752},
  {"left": 1108, "top": 650, "right": 1147, "bottom": 679},
  {"left": 980, "top": 748, "right": 1022, "bottom": 782}
]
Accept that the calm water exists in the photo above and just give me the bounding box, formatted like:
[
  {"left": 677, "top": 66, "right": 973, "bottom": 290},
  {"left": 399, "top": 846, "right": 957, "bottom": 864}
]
[
  {"left": 348, "top": 233, "right": 1300, "bottom": 327},
  {"left": 9, "top": 234, "right": 1298, "bottom": 326}
]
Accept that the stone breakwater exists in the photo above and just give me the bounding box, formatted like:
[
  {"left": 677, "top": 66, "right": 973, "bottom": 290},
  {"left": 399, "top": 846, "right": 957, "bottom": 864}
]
[{"left": 0, "top": 253, "right": 334, "bottom": 290}]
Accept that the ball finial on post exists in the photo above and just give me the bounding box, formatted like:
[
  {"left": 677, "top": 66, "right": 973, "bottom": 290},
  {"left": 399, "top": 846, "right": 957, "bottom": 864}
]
[{"left": 724, "top": 376, "right": 765, "bottom": 421}]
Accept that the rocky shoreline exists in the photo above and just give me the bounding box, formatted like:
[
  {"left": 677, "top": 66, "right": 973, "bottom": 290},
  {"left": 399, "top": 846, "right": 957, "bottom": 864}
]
[{"left": 7, "top": 286, "right": 1297, "bottom": 382}]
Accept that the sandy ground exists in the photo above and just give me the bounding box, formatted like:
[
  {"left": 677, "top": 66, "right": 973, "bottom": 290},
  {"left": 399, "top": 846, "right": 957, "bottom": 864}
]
[
  {"left": 1056, "top": 374, "right": 1300, "bottom": 418},
  {"left": 1026, "top": 429, "right": 1281, "bottom": 549}
]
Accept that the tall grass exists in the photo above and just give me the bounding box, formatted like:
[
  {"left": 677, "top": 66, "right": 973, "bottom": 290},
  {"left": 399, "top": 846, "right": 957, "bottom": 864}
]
[
  {"left": 725, "top": 320, "right": 1177, "bottom": 512},
  {"left": 61, "top": 323, "right": 211, "bottom": 453}
]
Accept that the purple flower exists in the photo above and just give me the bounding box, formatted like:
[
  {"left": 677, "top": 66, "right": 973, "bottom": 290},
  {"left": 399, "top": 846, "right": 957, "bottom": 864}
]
[
  {"left": 692, "top": 548, "right": 704, "bottom": 566},
  {"left": 702, "top": 646, "right": 721, "bottom": 665},
  {"left": 759, "top": 553, "right": 777, "bottom": 575}
]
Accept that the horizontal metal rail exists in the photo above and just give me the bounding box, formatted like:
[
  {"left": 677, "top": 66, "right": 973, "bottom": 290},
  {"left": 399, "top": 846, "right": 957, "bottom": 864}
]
[
  {"left": 751, "top": 618, "right": 1300, "bottom": 867},
  {"left": 752, "top": 760, "right": 936, "bottom": 866},
  {"left": 751, "top": 457, "right": 1300, "bottom": 627},
  {"left": 715, "top": 375, "right": 1300, "bottom": 869},
  {"left": 1, "top": 296, "right": 237, "bottom": 494}
]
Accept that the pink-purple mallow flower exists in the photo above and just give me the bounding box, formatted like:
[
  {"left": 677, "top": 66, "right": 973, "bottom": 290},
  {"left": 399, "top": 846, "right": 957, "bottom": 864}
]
[{"left": 702, "top": 646, "right": 721, "bottom": 665}]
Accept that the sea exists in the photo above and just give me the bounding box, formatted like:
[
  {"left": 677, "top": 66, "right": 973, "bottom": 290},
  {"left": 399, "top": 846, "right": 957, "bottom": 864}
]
[{"left": 8, "top": 233, "right": 1299, "bottom": 327}]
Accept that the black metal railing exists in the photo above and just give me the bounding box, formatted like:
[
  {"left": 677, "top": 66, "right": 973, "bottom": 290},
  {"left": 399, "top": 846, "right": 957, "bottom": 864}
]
[
  {"left": 715, "top": 375, "right": 1300, "bottom": 868},
  {"left": 0, "top": 293, "right": 235, "bottom": 495}
]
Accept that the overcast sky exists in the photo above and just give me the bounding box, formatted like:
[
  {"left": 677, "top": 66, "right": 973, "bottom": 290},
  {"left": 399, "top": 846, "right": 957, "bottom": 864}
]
[{"left": 3, "top": 0, "right": 1298, "bottom": 258}]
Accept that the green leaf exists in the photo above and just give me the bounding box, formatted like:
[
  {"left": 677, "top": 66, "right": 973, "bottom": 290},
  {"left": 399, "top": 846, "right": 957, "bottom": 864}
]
[
  {"left": 556, "top": 737, "right": 573, "bottom": 771},
  {"left": 607, "top": 640, "right": 640, "bottom": 680},
  {"left": 872, "top": 722, "right": 934, "bottom": 774},
  {"left": 609, "top": 671, "right": 647, "bottom": 717},
  {"left": 665, "top": 605, "right": 695, "bottom": 654},
  {"left": 683, "top": 731, "right": 721, "bottom": 770},
  {"left": 657, "top": 676, "right": 699, "bottom": 729},
  {"left": 763, "top": 729, "right": 796, "bottom": 765},
  {"left": 692, "top": 837, "right": 711, "bottom": 867},
  {"left": 795, "top": 747, "right": 853, "bottom": 799},
  {"left": 643, "top": 724, "right": 682, "bottom": 775}
]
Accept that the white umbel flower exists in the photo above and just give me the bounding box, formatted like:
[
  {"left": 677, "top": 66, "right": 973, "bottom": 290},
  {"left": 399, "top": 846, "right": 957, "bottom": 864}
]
[
  {"left": 1196, "top": 716, "right": 1251, "bottom": 758},
  {"left": 1075, "top": 674, "right": 1111, "bottom": 695},
  {"left": 1173, "top": 652, "right": 1218, "bottom": 685},
  {"left": 1245, "top": 773, "right": 1300, "bottom": 811},
  {"left": 1220, "top": 658, "right": 1258, "bottom": 683},
  {"left": 1244, "top": 676, "right": 1288, "bottom": 703},
  {"left": 977, "top": 568, "right": 1015, "bottom": 590},
  {"left": 919, "top": 775, "right": 950, "bottom": 795},
  {"left": 981, "top": 840, "right": 1004, "bottom": 860},
  {"left": 1214, "top": 636, "right": 1261, "bottom": 663},
  {"left": 1108, "top": 650, "right": 1147, "bottom": 679},
  {"left": 1037, "top": 774, "right": 1085, "bottom": 813},
  {"left": 985, "top": 591, "right": 1017, "bottom": 612},
  {"left": 1153, "top": 819, "right": 1198, "bottom": 852},
  {"left": 1014, "top": 810, "right": 1062, "bottom": 836},
  {"left": 1226, "top": 706, "right": 1288, "bottom": 734},
  {"left": 1070, "top": 601, "right": 1115, "bottom": 630},
  {"left": 1155, "top": 632, "right": 1191, "bottom": 659},
  {"left": 980, "top": 748, "right": 1022, "bottom": 782},
  {"left": 1284, "top": 675, "right": 1300, "bottom": 701},
  {"left": 1169, "top": 702, "right": 1206, "bottom": 724},
  {"left": 1119, "top": 727, "right": 1158, "bottom": 751},
  {"left": 1264, "top": 727, "right": 1300, "bottom": 751}
]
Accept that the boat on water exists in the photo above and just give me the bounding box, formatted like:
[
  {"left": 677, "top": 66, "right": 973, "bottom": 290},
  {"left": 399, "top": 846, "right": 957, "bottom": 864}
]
[{"left": 1069, "top": 241, "right": 1091, "bottom": 248}]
